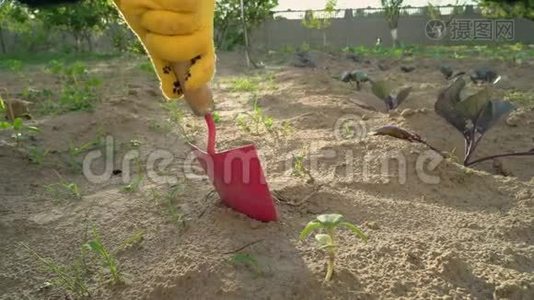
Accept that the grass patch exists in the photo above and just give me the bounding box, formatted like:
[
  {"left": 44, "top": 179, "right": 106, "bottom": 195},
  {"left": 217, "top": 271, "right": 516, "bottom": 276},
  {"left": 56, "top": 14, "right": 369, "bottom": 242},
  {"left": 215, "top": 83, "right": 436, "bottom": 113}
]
[
  {"left": 230, "top": 77, "right": 260, "bottom": 92},
  {"left": 21, "top": 243, "right": 90, "bottom": 297},
  {"left": 150, "top": 184, "right": 186, "bottom": 228},
  {"left": 342, "top": 43, "right": 534, "bottom": 61},
  {"left": 505, "top": 90, "right": 534, "bottom": 107},
  {"left": 0, "top": 52, "right": 119, "bottom": 69}
]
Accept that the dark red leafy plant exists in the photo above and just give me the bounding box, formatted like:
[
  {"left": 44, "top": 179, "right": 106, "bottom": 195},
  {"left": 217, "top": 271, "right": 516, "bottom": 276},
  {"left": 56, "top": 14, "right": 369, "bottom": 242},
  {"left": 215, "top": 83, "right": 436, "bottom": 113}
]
[{"left": 372, "top": 78, "right": 534, "bottom": 168}]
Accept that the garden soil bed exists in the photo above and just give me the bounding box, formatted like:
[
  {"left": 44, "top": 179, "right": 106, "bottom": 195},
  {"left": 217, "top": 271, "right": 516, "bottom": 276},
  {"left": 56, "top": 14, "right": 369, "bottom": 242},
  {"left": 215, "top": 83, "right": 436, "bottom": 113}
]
[{"left": 1, "top": 51, "right": 533, "bottom": 299}]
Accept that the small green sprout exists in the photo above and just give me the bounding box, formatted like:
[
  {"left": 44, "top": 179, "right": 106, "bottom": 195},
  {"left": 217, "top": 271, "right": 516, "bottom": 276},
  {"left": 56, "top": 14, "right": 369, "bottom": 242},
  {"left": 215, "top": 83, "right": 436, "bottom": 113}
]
[
  {"left": 27, "top": 146, "right": 49, "bottom": 165},
  {"left": 21, "top": 243, "right": 90, "bottom": 297},
  {"left": 212, "top": 111, "right": 221, "bottom": 124},
  {"left": 84, "top": 226, "right": 122, "bottom": 285},
  {"left": 45, "top": 181, "right": 82, "bottom": 201},
  {"left": 230, "top": 77, "right": 259, "bottom": 92},
  {"left": 300, "top": 213, "right": 368, "bottom": 282},
  {"left": 0, "top": 117, "right": 39, "bottom": 145},
  {"left": 229, "top": 253, "right": 262, "bottom": 275}
]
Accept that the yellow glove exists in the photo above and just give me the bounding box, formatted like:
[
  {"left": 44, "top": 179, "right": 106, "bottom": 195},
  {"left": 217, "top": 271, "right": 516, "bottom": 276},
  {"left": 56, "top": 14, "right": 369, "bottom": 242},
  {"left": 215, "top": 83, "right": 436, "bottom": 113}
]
[{"left": 113, "top": 0, "right": 216, "bottom": 101}]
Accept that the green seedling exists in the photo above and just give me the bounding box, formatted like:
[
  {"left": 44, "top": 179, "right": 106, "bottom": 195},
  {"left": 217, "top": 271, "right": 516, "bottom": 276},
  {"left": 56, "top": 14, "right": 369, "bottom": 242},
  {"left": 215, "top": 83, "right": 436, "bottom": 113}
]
[
  {"left": 300, "top": 213, "right": 368, "bottom": 282},
  {"left": 236, "top": 102, "right": 274, "bottom": 135},
  {"left": 43, "top": 60, "right": 102, "bottom": 114},
  {"left": 161, "top": 101, "right": 199, "bottom": 141},
  {"left": 150, "top": 184, "right": 186, "bottom": 227},
  {"left": 21, "top": 243, "right": 90, "bottom": 297},
  {"left": 212, "top": 111, "right": 221, "bottom": 124},
  {"left": 84, "top": 226, "right": 122, "bottom": 285},
  {"left": 46, "top": 181, "right": 82, "bottom": 201},
  {"left": 122, "top": 174, "right": 143, "bottom": 193},
  {"left": 114, "top": 229, "right": 145, "bottom": 254},
  {"left": 122, "top": 157, "right": 144, "bottom": 193},
  {"left": 148, "top": 120, "right": 173, "bottom": 133},
  {"left": 505, "top": 90, "right": 534, "bottom": 107},
  {"left": 65, "top": 135, "right": 106, "bottom": 172},
  {"left": 229, "top": 253, "right": 262, "bottom": 275},
  {"left": 230, "top": 77, "right": 259, "bottom": 92},
  {"left": 27, "top": 146, "right": 49, "bottom": 165},
  {"left": 0, "top": 117, "right": 40, "bottom": 146},
  {"left": 162, "top": 101, "right": 185, "bottom": 124},
  {"left": 129, "top": 139, "right": 142, "bottom": 149},
  {"left": 291, "top": 149, "right": 314, "bottom": 183}
]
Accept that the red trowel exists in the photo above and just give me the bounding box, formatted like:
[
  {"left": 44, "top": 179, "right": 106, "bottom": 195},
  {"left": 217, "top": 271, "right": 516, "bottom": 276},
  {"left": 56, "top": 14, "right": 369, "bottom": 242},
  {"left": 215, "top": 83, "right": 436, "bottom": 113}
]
[{"left": 173, "top": 62, "right": 278, "bottom": 222}]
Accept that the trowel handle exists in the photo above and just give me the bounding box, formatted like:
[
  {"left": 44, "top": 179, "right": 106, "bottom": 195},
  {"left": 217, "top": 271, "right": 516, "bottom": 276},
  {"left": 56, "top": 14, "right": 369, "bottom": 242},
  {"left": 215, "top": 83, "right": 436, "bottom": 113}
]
[
  {"left": 205, "top": 113, "right": 216, "bottom": 155},
  {"left": 172, "top": 62, "right": 214, "bottom": 116}
]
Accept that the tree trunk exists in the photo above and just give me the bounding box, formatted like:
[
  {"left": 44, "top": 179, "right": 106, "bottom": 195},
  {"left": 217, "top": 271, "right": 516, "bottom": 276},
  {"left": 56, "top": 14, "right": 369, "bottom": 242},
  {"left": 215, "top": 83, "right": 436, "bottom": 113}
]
[
  {"left": 322, "top": 30, "right": 327, "bottom": 48},
  {"left": 239, "top": 0, "right": 251, "bottom": 68},
  {"left": 390, "top": 27, "right": 399, "bottom": 47},
  {"left": 84, "top": 32, "right": 93, "bottom": 52},
  {"left": 0, "top": 26, "right": 6, "bottom": 54}
]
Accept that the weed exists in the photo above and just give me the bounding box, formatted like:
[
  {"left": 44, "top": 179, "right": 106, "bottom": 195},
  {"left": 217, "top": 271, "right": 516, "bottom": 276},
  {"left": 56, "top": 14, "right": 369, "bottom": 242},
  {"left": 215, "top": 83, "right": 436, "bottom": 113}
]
[
  {"left": 162, "top": 101, "right": 186, "bottom": 124},
  {"left": 137, "top": 60, "right": 155, "bottom": 75},
  {"left": 66, "top": 136, "right": 106, "bottom": 172},
  {"left": 5, "top": 59, "right": 23, "bottom": 73},
  {"left": 291, "top": 149, "right": 315, "bottom": 183},
  {"left": 46, "top": 181, "right": 82, "bottom": 201},
  {"left": 122, "top": 156, "right": 144, "bottom": 193},
  {"left": 236, "top": 99, "right": 293, "bottom": 143},
  {"left": 300, "top": 213, "right": 368, "bottom": 282},
  {"left": 84, "top": 226, "right": 122, "bottom": 285},
  {"left": 21, "top": 243, "right": 90, "bottom": 297},
  {"left": 229, "top": 253, "right": 262, "bottom": 275},
  {"left": 505, "top": 90, "right": 534, "bottom": 107},
  {"left": 212, "top": 111, "right": 221, "bottom": 124},
  {"left": 114, "top": 229, "right": 145, "bottom": 253},
  {"left": 150, "top": 184, "right": 186, "bottom": 227},
  {"left": 148, "top": 120, "right": 173, "bottom": 133},
  {"left": 236, "top": 98, "right": 273, "bottom": 134},
  {"left": 43, "top": 60, "right": 102, "bottom": 114},
  {"left": 230, "top": 77, "right": 259, "bottom": 92},
  {"left": 27, "top": 146, "right": 49, "bottom": 165},
  {"left": 0, "top": 117, "right": 40, "bottom": 146},
  {"left": 129, "top": 139, "right": 142, "bottom": 149}
]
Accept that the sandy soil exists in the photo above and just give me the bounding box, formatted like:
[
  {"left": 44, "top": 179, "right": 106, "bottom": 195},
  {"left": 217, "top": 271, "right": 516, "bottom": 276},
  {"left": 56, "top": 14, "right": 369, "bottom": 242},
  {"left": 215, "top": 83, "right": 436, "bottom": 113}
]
[{"left": 0, "top": 51, "right": 533, "bottom": 300}]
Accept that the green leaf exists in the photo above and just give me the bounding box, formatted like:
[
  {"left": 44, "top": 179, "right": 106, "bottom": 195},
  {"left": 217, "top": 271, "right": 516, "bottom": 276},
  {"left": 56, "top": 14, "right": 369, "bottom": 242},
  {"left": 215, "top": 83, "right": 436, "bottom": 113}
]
[
  {"left": 455, "top": 88, "right": 492, "bottom": 121},
  {"left": 0, "top": 121, "right": 11, "bottom": 129},
  {"left": 315, "top": 233, "right": 333, "bottom": 246},
  {"left": 371, "top": 80, "right": 393, "bottom": 101},
  {"left": 299, "top": 220, "right": 322, "bottom": 240},
  {"left": 12, "top": 118, "right": 23, "bottom": 129},
  {"left": 340, "top": 222, "right": 368, "bottom": 242},
  {"left": 396, "top": 86, "right": 413, "bottom": 106},
  {"left": 352, "top": 71, "right": 369, "bottom": 82},
  {"left": 476, "top": 100, "right": 514, "bottom": 133},
  {"left": 435, "top": 78, "right": 469, "bottom": 133},
  {"left": 84, "top": 240, "right": 102, "bottom": 252},
  {"left": 317, "top": 213, "right": 343, "bottom": 226},
  {"left": 371, "top": 125, "right": 421, "bottom": 142}
]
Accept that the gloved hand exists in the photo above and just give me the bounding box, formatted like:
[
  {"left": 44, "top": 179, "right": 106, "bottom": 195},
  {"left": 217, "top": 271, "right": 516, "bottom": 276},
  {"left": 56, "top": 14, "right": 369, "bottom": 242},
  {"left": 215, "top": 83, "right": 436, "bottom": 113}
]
[{"left": 113, "top": 0, "right": 215, "bottom": 113}]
